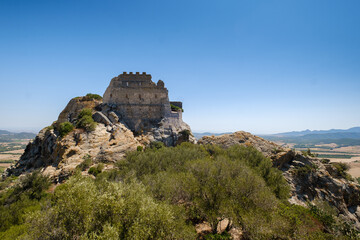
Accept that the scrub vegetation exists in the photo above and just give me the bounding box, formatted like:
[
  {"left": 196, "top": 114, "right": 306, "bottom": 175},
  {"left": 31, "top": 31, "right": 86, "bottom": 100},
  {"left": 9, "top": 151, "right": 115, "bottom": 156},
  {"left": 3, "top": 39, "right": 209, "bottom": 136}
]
[{"left": 0, "top": 143, "right": 358, "bottom": 239}]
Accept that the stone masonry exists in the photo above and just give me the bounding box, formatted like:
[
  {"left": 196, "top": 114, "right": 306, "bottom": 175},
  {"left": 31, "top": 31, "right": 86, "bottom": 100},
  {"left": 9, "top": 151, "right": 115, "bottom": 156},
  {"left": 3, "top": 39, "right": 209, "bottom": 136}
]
[{"left": 103, "top": 72, "right": 182, "bottom": 132}]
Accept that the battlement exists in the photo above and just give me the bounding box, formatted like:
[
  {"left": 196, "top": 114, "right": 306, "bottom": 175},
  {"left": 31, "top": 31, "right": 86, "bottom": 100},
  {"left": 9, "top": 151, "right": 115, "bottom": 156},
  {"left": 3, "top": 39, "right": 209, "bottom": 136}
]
[{"left": 117, "top": 72, "right": 152, "bottom": 82}]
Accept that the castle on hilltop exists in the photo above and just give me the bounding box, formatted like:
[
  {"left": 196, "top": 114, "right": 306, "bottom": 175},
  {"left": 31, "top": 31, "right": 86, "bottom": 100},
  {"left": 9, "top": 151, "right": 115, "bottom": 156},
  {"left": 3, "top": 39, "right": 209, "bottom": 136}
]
[{"left": 103, "top": 72, "right": 182, "bottom": 132}]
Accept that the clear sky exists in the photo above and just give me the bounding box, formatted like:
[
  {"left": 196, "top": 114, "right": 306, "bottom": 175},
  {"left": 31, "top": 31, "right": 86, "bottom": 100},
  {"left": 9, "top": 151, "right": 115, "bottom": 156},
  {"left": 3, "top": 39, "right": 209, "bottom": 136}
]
[{"left": 0, "top": 0, "right": 359, "bottom": 134}]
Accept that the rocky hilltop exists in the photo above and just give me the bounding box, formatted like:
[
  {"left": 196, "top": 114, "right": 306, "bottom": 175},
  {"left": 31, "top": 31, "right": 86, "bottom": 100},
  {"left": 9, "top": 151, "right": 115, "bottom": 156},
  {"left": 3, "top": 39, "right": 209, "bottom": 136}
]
[
  {"left": 6, "top": 73, "right": 195, "bottom": 180},
  {"left": 199, "top": 132, "right": 360, "bottom": 229}
]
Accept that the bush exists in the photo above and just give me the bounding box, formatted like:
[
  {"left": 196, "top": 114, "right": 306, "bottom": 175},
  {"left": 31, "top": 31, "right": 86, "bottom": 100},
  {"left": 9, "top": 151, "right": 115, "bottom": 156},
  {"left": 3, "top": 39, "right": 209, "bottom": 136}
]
[
  {"left": 88, "top": 163, "right": 104, "bottom": 177},
  {"left": 137, "top": 146, "right": 143, "bottom": 152},
  {"left": 76, "top": 154, "right": 92, "bottom": 171},
  {"left": 180, "top": 129, "right": 191, "bottom": 141},
  {"left": 25, "top": 175, "right": 195, "bottom": 239},
  {"left": 170, "top": 104, "right": 184, "bottom": 112},
  {"left": 77, "top": 108, "right": 92, "bottom": 119},
  {"left": 58, "top": 122, "right": 74, "bottom": 137},
  {"left": 0, "top": 171, "right": 50, "bottom": 234},
  {"left": 293, "top": 164, "right": 317, "bottom": 178},
  {"left": 320, "top": 158, "right": 331, "bottom": 164},
  {"left": 76, "top": 108, "right": 96, "bottom": 131},
  {"left": 121, "top": 143, "right": 294, "bottom": 237},
  {"left": 85, "top": 93, "right": 102, "bottom": 100},
  {"left": 150, "top": 141, "right": 165, "bottom": 150},
  {"left": 331, "top": 162, "right": 352, "bottom": 180},
  {"left": 301, "top": 148, "right": 318, "bottom": 157}
]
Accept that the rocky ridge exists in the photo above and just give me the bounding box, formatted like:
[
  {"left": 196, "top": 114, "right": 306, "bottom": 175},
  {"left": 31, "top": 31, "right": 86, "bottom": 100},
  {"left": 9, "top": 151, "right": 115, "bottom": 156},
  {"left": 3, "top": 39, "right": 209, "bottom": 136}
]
[{"left": 199, "top": 132, "right": 360, "bottom": 229}]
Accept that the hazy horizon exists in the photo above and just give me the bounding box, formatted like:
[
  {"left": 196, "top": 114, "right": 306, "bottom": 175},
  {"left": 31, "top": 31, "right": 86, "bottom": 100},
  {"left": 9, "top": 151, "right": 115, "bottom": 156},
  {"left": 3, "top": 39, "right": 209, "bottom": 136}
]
[{"left": 1, "top": 0, "right": 359, "bottom": 134}]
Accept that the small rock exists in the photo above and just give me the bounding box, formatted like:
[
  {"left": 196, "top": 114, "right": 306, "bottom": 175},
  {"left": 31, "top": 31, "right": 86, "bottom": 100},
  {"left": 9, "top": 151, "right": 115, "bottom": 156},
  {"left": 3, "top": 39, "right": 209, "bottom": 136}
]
[
  {"left": 217, "top": 218, "right": 230, "bottom": 234},
  {"left": 229, "top": 227, "right": 243, "bottom": 240},
  {"left": 195, "top": 222, "right": 212, "bottom": 235}
]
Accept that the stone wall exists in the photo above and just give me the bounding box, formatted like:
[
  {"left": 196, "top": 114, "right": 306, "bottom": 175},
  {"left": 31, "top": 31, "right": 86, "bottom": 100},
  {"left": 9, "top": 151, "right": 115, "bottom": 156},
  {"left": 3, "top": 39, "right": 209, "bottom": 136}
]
[{"left": 103, "top": 72, "right": 175, "bottom": 132}]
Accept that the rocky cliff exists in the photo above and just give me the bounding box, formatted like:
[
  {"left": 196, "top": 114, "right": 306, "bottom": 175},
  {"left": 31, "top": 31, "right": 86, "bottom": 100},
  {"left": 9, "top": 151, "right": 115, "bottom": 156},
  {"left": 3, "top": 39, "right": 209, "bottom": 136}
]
[
  {"left": 199, "top": 132, "right": 360, "bottom": 229},
  {"left": 6, "top": 95, "right": 195, "bottom": 181}
]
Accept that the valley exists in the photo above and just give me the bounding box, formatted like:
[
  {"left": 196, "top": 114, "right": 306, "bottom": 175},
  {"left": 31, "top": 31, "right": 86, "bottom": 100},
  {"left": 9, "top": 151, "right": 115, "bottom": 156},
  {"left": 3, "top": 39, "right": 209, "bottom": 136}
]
[{"left": 0, "top": 132, "right": 35, "bottom": 173}]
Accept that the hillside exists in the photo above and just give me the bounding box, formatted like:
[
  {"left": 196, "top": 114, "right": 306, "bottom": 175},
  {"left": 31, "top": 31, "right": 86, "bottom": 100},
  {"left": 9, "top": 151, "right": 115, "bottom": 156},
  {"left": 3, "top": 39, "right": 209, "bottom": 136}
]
[{"left": 1, "top": 77, "right": 360, "bottom": 239}]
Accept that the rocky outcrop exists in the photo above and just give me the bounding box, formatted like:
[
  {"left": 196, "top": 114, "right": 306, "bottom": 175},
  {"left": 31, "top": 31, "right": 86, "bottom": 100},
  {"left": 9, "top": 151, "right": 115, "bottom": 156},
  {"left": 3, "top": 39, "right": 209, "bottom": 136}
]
[
  {"left": 6, "top": 123, "right": 140, "bottom": 182},
  {"left": 199, "top": 131, "right": 360, "bottom": 229},
  {"left": 98, "top": 103, "right": 196, "bottom": 146},
  {"left": 6, "top": 94, "right": 195, "bottom": 181},
  {"left": 143, "top": 117, "right": 197, "bottom": 146},
  {"left": 198, "top": 131, "right": 294, "bottom": 167},
  {"left": 56, "top": 96, "right": 102, "bottom": 126}
]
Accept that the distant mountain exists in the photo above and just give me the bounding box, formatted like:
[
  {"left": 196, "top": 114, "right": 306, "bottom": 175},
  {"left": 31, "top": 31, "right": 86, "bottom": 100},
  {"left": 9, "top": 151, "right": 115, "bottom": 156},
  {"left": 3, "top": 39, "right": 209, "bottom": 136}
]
[
  {"left": 261, "top": 127, "right": 360, "bottom": 147},
  {"left": 0, "top": 130, "right": 12, "bottom": 135},
  {"left": 0, "top": 130, "right": 36, "bottom": 142},
  {"left": 271, "top": 127, "right": 360, "bottom": 137}
]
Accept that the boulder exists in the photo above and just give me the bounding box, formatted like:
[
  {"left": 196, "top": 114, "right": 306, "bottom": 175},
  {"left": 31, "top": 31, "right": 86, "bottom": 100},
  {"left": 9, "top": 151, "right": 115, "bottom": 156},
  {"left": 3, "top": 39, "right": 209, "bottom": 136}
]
[
  {"left": 92, "top": 112, "right": 112, "bottom": 126},
  {"left": 108, "top": 111, "right": 119, "bottom": 123}
]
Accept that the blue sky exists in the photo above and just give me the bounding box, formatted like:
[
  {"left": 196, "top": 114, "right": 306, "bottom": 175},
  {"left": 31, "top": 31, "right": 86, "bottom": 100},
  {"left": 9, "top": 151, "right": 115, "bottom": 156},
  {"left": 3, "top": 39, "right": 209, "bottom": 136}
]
[{"left": 0, "top": 0, "right": 359, "bottom": 134}]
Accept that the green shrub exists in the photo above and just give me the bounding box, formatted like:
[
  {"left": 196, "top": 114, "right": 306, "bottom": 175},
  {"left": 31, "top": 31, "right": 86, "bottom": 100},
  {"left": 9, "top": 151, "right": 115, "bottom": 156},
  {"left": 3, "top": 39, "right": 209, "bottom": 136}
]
[
  {"left": 58, "top": 121, "right": 74, "bottom": 137},
  {"left": 85, "top": 93, "right": 102, "bottom": 100},
  {"left": 331, "top": 162, "right": 352, "bottom": 180},
  {"left": 25, "top": 175, "right": 195, "bottom": 239},
  {"left": 0, "top": 171, "right": 50, "bottom": 234},
  {"left": 122, "top": 143, "right": 294, "bottom": 237},
  {"left": 77, "top": 108, "right": 93, "bottom": 119},
  {"left": 76, "top": 154, "right": 92, "bottom": 171},
  {"left": 88, "top": 163, "right": 104, "bottom": 177},
  {"left": 170, "top": 104, "right": 184, "bottom": 112},
  {"left": 45, "top": 125, "right": 54, "bottom": 132},
  {"left": 204, "top": 232, "right": 231, "bottom": 240},
  {"left": 137, "top": 146, "right": 143, "bottom": 152},
  {"left": 180, "top": 129, "right": 191, "bottom": 141},
  {"left": 320, "top": 158, "right": 331, "bottom": 164},
  {"left": 293, "top": 164, "right": 317, "bottom": 178},
  {"left": 301, "top": 148, "right": 318, "bottom": 157},
  {"left": 150, "top": 141, "right": 165, "bottom": 150},
  {"left": 76, "top": 109, "right": 96, "bottom": 132}
]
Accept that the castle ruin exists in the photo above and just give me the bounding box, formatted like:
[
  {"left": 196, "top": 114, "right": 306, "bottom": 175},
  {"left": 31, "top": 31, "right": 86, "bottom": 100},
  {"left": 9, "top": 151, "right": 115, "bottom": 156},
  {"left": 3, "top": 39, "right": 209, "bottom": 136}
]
[{"left": 103, "top": 72, "right": 182, "bottom": 132}]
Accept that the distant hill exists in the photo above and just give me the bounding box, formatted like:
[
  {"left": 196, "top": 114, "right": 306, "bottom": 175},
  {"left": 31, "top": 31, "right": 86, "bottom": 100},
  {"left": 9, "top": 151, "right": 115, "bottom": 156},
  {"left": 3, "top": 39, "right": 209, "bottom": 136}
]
[
  {"left": 0, "top": 130, "right": 36, "bottom": 142},
  {"left": 271, "top": 127, "right": 360, "bottom": 137},
  {"left": 261, "top": 127, "right": 360, "bottom": 147}
]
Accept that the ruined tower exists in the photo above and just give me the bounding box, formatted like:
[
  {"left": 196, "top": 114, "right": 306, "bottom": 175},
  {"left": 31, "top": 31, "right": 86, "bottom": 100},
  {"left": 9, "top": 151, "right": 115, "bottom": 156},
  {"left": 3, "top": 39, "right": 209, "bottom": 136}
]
[{"left": 103, "top": 72, "right": 182, "bottom": 132}]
